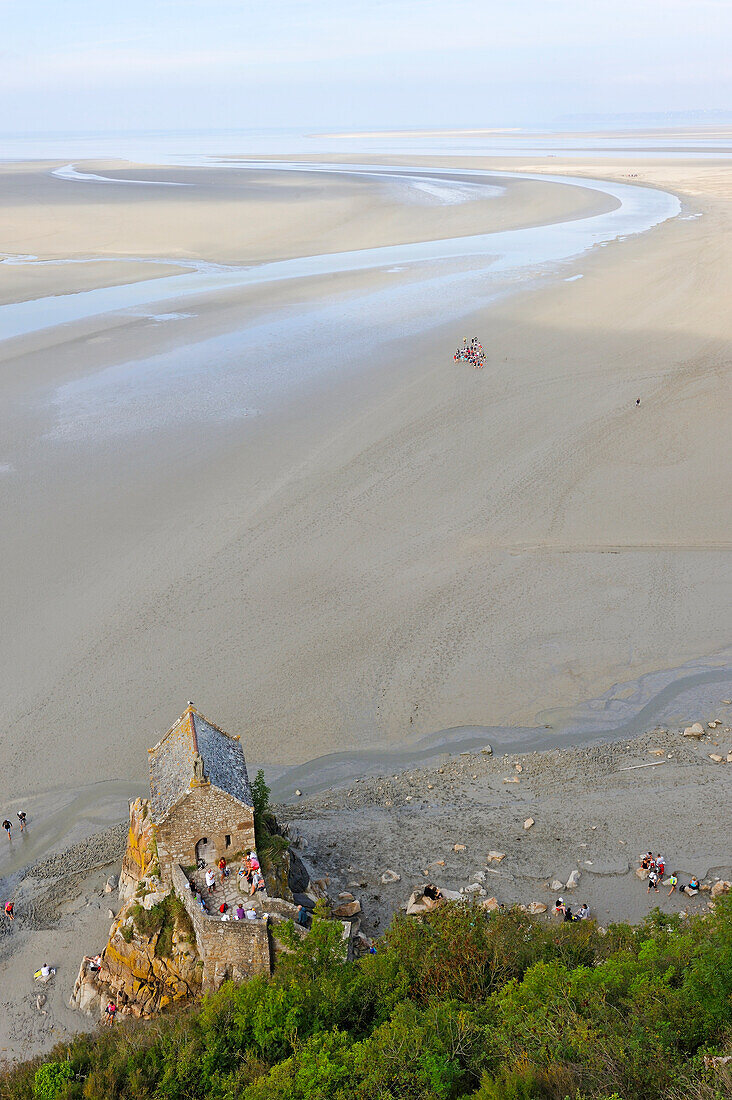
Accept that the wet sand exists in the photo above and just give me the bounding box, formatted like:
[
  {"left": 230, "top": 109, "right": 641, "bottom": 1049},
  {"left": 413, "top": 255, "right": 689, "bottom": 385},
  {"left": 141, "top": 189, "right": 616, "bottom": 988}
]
[{"left": 0, "top": 151, "right": 730, "bottom": 807}]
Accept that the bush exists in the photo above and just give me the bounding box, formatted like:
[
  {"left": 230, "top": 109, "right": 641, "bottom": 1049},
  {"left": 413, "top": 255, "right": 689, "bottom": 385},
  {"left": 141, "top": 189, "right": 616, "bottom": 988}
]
[
  {"left": 33, "top": 1061, "right": 73, "bottom": 1099},
  {"left": 3, "top": 897, "right": 732, "bottom": 1100}
]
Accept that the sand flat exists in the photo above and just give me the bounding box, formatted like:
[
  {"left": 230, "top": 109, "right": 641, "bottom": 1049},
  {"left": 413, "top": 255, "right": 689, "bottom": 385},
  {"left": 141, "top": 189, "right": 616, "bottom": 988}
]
[{"left": 0, "top": 152, "right": 729, "bottom": 801}]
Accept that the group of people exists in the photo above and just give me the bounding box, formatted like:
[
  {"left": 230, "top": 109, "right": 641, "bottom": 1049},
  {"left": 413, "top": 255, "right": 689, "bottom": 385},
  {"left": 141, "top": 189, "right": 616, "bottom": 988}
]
[
  {"left": 554, "top": 899, "right": 591, "bottom": 922},
  {"left": 237, "top": 850, "right": 265, "bottom": 896},
  {"left": 640, "top": 852, "right": 701, "bottom": 896},
  {"left": 2, "top": 811, "right": 27, "bottom": 840},
  {"left": 453, "top": 336, "right": 486, "bottom": 369},
  {"left": 188, "top": 849, "right": 265, "bottom": 918}
]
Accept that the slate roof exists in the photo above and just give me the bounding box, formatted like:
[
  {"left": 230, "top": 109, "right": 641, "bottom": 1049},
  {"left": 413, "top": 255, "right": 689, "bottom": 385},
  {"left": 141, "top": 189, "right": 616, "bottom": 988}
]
[{"left": 148, "top": 705, "right": 253, "bottom": 821}]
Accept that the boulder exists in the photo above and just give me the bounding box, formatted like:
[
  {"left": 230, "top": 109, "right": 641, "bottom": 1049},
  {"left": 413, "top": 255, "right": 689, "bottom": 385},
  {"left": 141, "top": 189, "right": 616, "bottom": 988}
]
[
  {"left": 453, "top": 843, "right": 466, "bottom": 852},
  {"left": 294, "top": 789, "right": 302, "bottom": 797},
  {"left": 481, "top": 745, "right": 493, "bottom": 755},
  {"left": 565, "top": 870, "right": 581, "bottom": 890},
  {"left": 503, "top": 777, "right": 520, "bottom": 784},
  {"left": 406, "top": 890, "right": 442, "bottom": 916},
  {"left": 709, "top": 754, "right": 724, "bottom": 763},
  {"left": 107, "top": 909, "right": 115, "bottom": 919},
  {"left": 481, "top": 896, "right": 500, "bottom": 912},
  {"left": 683, "top": 723, "right": 704, "bottom": 738},
  {"left": 471, "top": 871, "right": 486, "bottom": 883},
  {"left": 524, "top": 818, "right": 535, "bottom": 830},
  {"left": 141, "top": 891, "right": 167, "bottom": 911},
  {"left": 487, "top": 851, "right": 506, "bottom": 863},
  {"left": 333, "top": 900, "right": 362, "bottom": 919},
  {"left": 635, "top": 867, "right": 649, "bottom": 880},
  {"left": 526, "top": 902, "right": 547, "bottom": 915},
  {"left": 36, "top": 994, "right": 46, "bottom": 1010},
  {"left": 381, "top": 869, "right": 401, "bottom": 884},
  {"left": 463, "top": 883, "right": 486, "bottom": 896},
  {"left": 550, "top": 880, "right": 564, "bottom": 892},
  {"left": 338, "top": 892, "right": 355, "bottom": 901},
  {"left": 711, "top": 880, "right": 731, "bottom": 899},
  {"left": 683, "top": 887, "right": 699, "bottom": 897}
]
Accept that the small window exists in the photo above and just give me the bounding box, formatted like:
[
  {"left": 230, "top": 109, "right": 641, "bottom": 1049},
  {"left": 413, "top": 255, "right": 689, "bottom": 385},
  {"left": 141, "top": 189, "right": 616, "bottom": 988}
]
[{"left": 225, "top": 834, "right": 231, "bottom": 848}]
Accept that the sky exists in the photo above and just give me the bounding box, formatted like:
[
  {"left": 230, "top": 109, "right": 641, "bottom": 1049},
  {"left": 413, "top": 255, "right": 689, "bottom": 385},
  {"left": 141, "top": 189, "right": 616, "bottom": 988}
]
[{"left": 1, "top": 0, "right": 730, "bottom": 134}]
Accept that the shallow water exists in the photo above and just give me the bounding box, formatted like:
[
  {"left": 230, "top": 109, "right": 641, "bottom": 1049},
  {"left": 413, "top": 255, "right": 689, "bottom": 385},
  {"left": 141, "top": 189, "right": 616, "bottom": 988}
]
[{"left": 0, "top": 167, "right": 679, "bottom": 347}]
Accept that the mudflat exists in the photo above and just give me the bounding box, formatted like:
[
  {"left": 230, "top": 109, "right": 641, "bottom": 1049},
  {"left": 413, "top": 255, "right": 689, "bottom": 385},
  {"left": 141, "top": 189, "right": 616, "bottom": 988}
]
[{"left": 0, "top": 151, "right": 730, "bottom": 808}]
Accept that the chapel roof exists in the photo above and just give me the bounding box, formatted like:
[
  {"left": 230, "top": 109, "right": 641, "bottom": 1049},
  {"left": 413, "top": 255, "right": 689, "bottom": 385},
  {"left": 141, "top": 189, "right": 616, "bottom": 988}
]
[{"left": 148, "top": 704, "right": 253, "bottom": 820}]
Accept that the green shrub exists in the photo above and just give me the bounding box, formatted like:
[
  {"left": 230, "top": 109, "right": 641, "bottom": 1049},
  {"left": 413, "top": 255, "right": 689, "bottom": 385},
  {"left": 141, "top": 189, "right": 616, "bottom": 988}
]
[{"left": 33, "top": 1061, "right": 73, "bottom": 1099}]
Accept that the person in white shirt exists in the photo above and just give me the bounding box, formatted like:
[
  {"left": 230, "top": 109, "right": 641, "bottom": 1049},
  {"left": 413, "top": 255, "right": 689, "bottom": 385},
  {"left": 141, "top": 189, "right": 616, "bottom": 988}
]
[{"left": 204, "top": 868, "right": 216, "bottom": 894}]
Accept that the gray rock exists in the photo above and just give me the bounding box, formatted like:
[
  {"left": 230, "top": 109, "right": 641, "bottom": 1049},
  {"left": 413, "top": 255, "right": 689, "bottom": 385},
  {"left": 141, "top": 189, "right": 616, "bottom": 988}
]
[
  {"left": 683, "top": 723, "right": 705, "bottom": 738},
  {"left": 380, "top": 870, "right": 401, "bottom": 884},
  {"left": 550, "top": 880, "right": 564, "bottom": 892},
  {"left": 565, "top": 870, "right": 581, "bottom": 890},
  {"left": 36, "top": 994, "right": 46, "bottom": 1010}
]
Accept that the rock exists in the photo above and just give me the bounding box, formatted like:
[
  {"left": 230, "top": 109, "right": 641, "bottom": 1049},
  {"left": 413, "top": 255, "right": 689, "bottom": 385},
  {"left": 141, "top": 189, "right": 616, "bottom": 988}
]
[
  {"left": 481, "top": 896, "right": 500, "bottom": 911},
  {"left": 294, "top": 789, "right": 302, "bottom": 797},
  {"left": 711, "top": 881, "right": 731, "bottom": 899},
  {"left": 514, "top": 764, "right": 523, "bottom": 773},
  {"left": 453, "top": 843, "right": 466, "bottom": 852},
  {"left": 380, "top": 870, "right": 401, "bottom": 884},
  {"left": 107, "top": 874, "right": 119, "bottom": 889},
  {"left": 524, "top": 818, "right": 535, "bottom": 830},
  {"left": 107, "top": 909, "right": 115, "bottom": 919},
  {"left": 36, "top": 994, "right": 46, "bottom": 1010},
  {"left": 709, "top": 754, "right": 724, "bottom": 763},
  {"left": 683, "top": 887, "right": 699, "bottom": 897},
  {"left": 683, "top": 723, "right": 705, "bottom": 738},
  {"left": 708, "top": 721, "right": 720, "bottom": 729},
  {"left": 481, "top": 745, "right": 493, "bottom": 755},
  {"left": 471, "top": 871, "right": 486, "bottom": 882},
  {"left": 502, "top": 777, "right": 520, "bottom": 784},
  {"left": 526, "top": 902, "right": 547, "bottom": 915},
  {"left": 406, "top": 890, "right": 442, "bottom": 916},
  {"left": 565, "top": 870, "right": 581, "bottom": 890},
  {"left": 550, "top": 880, "right": 564, "bottom": 892},
  {"left": 486, "top": 851, "right": 506, "bottom": 863},
  {"left": 142, "top": 890, "right": 167, "bottom": 911},
  {"left": 333, "top": 900, "right": 362, "bottom": 919},
  {"left": 104, "top": 882, "right": 114, "bottom": 894},
  {"left": 338, "top": 892, "right": 355, "bottom": 901},
  {"left": 636, "top": 867, "right": 649, "bottom": 880},
  {"left": 463, "top": 883, "right": 485, "bottom": 896}
]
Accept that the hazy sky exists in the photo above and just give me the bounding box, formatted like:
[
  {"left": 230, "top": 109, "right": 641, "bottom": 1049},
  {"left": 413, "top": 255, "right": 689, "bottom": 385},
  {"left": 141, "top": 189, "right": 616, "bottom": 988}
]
[{"left": 2, "top": 0, "right": 730, "bottom": 133}]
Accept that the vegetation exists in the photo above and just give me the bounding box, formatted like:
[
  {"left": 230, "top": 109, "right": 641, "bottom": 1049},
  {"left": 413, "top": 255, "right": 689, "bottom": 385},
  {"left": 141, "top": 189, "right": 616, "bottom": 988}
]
[
  {"left": 4, "top": 898, "right": 732, "bottom": 1099},
  {"left": 128, "top": 894, "right": 194, "bottom": 958},
  {"left": 251, "top": 769, "right": 290, "bottom": 880}
]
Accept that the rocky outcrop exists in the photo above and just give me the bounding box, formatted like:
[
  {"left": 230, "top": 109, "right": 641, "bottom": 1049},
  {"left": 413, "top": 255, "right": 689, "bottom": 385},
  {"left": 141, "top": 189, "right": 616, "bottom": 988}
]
[
  {"left": 119, "top": 798, "right": 159, "bottom": 901},
  {"left": 70, "top": 893, "right": 201, "bottom": 1020}
]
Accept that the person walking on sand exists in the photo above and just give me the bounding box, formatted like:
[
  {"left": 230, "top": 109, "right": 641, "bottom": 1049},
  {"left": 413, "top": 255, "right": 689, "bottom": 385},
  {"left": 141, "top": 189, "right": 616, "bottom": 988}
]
[
  {"left": 2, "top": 819, "right": 12, "bottom": 840},
  {"left": 4, "top": 901, "right": 14, "bottom": 921},
  {"left": 667, "top": 873, "right": 678, "bottom": 896},
  {"left": 17, "top": 811, "right": 27, "bottom": 832},
  {"left": 647, "top": 868, "right": 659, "bottom": 892}
]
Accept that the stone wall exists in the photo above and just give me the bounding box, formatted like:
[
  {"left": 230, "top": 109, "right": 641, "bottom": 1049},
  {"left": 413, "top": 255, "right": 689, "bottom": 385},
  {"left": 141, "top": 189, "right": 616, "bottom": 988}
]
[
  {"left": 156, "top": 783, "right": 256, "bottom": 884},
  {"left": 171, "top": 865, "right": 271, "bottom": 992}
]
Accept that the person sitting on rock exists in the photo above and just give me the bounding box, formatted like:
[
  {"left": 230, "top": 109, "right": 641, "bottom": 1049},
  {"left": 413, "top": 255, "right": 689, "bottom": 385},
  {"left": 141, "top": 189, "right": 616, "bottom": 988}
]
[
  {"left": 249, "top": 870, "right": 264, "bottom": 896},
  {"left": 423, "top": 883, "right": 442, "bottom": 902},
  {"left": 84, "top": 954, "right": 102, "bottom": 971},
  {"left": 235, "top": 905, "right": 245, "bottom": 920},
  {"left": 576, "top": 903, "right": 591, "bottom": 920},
  {"left": 296, "top": 904, "right": 310, "bottom": 927},
  {"left": 688, "top": 876, "right": 701, "bottom": 892},
  {"left": 554, "top": 898, "right": 567, "bottom": 918},
  {"left": 249, "top": 851, "right": 260, "bottom": 871},
  {"left": 641, "top": 852, "right": 654, "bottom": 870}
]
